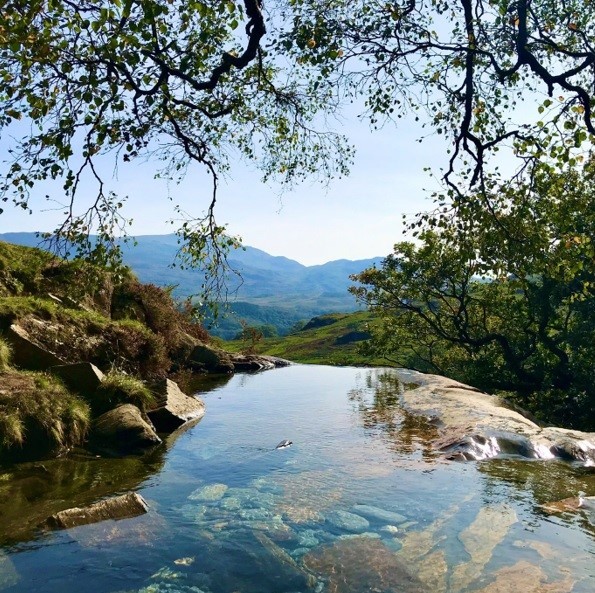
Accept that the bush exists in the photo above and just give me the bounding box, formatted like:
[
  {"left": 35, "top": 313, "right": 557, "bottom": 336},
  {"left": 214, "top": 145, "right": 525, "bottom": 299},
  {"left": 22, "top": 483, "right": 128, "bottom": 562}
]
[
  {"left": 0, "top": 371, "right": 90, "bottom": 458},
  {"left": 93, "top": 371, "right": 155, "bottom": 416}
]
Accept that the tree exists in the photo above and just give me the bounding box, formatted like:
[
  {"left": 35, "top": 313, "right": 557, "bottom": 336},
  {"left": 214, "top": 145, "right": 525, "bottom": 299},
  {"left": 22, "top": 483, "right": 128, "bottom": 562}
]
[
  {"left": 0, "top": 0, "right": 351, "bottom": 280},
  {"left": 351, "top": 159, "right": 595, "bottom": 429},
  {"left": 277, "top": 0, "right": 595, "bottom": 195}
]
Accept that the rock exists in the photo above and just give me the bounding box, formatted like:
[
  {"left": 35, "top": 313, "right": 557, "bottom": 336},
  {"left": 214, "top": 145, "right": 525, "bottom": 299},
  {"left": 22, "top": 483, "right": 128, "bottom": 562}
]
[
  {"left": 147, "top": 378, "right": 205, "bottom": 433},
  {"left": 51, "top": 362, "right": 105, "bottom": 396},
  {"left": 540, "top": 496, "right": 581, "bottom": 514},
  {"left": 44, "top": 492, "right": 149, "bottom": 530},
  {"left": 326, "top": 509, "right": 370, "bottom": 532},
  {"left": 6, "top": 323, "right": 65, "bottom": 371},
  {"left": 0, "top": 550, "right": 20, "bottom": 590},
  {"left": 303, "top": 537, "right": 429, "bottom": 593},
  {"left": 450, "top": 504, "right": 518, "bottom": 592},
  {"left": 188, "top": 483, "right": 228, "bottom": 502},
  {"left": 397, "top": 371, "right": 595, "bottom": 463},
  {"left": 188, "top": 343, "right": 234, "bottom": 374},
  {"left": 89, "top": 404, "right": 161, "bottom": 455},
  {"left": 472, "top": 560, "right": 574, "bottom": 593},
  {"left": 352, "top": 503, "right": 407, "bottom": 525}
]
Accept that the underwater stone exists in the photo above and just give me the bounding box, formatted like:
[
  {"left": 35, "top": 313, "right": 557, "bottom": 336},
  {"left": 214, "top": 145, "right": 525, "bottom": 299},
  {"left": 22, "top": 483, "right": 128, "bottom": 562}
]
[
  {"left": 327, "top": 510, "right": 370, "bottom": 532},
  {"left": 352, "top": 504, "right": 407, "bottom": 525},
  {"left": 188, "top": 483, "right": 228, "bottom": 502}
]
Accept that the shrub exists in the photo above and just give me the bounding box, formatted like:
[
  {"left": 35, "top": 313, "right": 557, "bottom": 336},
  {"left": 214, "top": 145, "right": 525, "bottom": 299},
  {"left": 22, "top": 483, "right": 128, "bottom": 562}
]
[{"left": 93, "top": 371, "right": 156, "bottom": 416}]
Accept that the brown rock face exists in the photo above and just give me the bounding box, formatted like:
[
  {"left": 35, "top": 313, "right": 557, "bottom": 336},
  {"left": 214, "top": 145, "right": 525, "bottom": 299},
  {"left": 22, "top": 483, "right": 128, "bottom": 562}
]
[
  {"left": 6, "top": 324, "right": 66, "bottom": 370},
  {"left": 51, "top": 362, "right": 105, "bottom": 396},
  {"left": 44, "top": 492, "right": 149, "bottom": 530},
  {"left": 90, "top": 404, "right": 161, "bottom": 455},
  {"left": 303, "top": 537, "right": 429, "bottom": 593},
  {"left": 148, "top": 378, "right": 205, "bottom": 433},
  {"left": 188, "top": 343, "right": 234, "bottom": 374}
]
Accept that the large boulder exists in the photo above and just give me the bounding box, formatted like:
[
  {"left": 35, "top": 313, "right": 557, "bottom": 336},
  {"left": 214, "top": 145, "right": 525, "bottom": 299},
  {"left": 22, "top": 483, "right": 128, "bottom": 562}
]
[
  {"left": 89, "top": 404, "right": 161, "bottom": 455},
  {"left": 396, "top": 371, "right": 595, "bottom": 463},
  {"left": 188, "top": 343, "right": 234, "bottom": 374},
  {"left": 5, "top": 323, "right": 66, "bottom": 370},
  {"left": 51, "top": 362, "right": 105, "bottom": 396},
  {"left": 147, "top": 378, "right": 205, "bottom": 433},
  {"left": 44, "top": 492, "right": 149, "bottom": 530}
]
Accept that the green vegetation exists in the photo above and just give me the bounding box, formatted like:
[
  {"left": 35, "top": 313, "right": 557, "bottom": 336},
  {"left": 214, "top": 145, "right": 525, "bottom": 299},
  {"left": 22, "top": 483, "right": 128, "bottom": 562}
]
[
  {"left": 226, "top": 312, "right": 388, "bottom": 367},
  {"left": 352, "top": 161, "right": 595, "bottom": 430},
  {"left": 0, "top": 337, "right": 10, "bottom": 372},
  {"left": 0, "top": 371, "right": 90, "bottom": 459},
  {"left": 94, "top": 372, "right": 156, "bottom": 417}
]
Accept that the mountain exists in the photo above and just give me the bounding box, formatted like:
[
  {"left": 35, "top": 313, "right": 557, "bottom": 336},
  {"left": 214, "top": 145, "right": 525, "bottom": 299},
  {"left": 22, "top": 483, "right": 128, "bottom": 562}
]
[{"left": 0, "top": 232, "right": 383, "bottom": 338}]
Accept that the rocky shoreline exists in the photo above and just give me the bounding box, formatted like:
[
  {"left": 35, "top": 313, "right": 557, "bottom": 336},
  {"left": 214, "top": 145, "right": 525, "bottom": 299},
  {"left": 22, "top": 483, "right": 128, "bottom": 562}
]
[{"left": 394, "top": 369, "right": 595, "bottom": 464}]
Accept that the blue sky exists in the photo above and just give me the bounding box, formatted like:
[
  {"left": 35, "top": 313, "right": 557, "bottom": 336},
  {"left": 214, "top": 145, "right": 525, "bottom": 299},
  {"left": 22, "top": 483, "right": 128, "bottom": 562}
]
[{"left": 0, "top": 112, "right": 446, "bottom": 266}]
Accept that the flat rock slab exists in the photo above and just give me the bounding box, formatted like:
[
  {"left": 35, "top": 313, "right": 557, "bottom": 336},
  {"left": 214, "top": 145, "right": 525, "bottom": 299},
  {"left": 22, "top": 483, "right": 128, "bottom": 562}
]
[
  {"left": 396, "top": 370, "right": 595, "bottom": 463},
  {"left": 6, "top": 324, "right": 65, "bottom": 371},
  {"left": 148, "top": 378, "right": 205, "bottom": 433},
  {"left": 304, "top": 537, "right": 429, "bottom": 593},
  {"left": 44, "top": 492, "right": 149, "bottom": 530},
  {"left": 51, "top": 362, "right": 105, "bottom": 395}
]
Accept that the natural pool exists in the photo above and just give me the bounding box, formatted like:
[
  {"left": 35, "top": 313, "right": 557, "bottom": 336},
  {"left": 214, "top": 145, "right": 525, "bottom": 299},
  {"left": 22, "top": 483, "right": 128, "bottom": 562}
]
[{"left": 1, "top": 365, "right": 595, "bottom": 592}]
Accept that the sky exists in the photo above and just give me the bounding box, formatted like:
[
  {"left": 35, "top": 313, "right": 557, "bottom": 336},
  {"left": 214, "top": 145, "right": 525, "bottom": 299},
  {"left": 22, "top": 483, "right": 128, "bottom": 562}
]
[{"left": 0, "top": 113, "right": 446, "bottom": 266}]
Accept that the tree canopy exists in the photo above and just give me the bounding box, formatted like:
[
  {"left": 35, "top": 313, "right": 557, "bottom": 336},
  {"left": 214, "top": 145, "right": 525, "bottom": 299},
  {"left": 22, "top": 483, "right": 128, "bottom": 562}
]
[
  {"left": 351, "top": 159, "right": 595, "bottom": 429},
  {"left": 3, "top": 0, "right": 595, "bottom": 295}
]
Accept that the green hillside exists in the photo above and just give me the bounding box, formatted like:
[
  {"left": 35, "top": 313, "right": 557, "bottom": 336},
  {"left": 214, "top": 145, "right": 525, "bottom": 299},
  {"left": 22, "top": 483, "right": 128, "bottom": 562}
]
[{"left": 225, "top": 311, "right": 394, "bottom": 367}]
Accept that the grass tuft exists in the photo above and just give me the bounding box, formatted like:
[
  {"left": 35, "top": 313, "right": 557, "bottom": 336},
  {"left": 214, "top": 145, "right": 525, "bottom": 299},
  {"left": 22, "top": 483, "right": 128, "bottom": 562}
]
[{"left": 94, "top": 371, "right": 156, "bottom": 416}]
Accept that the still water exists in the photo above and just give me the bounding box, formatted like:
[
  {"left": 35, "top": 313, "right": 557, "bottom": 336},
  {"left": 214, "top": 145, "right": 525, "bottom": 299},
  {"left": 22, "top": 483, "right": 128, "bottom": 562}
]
[{"left": 1, "top": 365, "right": 595, "bottom": 592}]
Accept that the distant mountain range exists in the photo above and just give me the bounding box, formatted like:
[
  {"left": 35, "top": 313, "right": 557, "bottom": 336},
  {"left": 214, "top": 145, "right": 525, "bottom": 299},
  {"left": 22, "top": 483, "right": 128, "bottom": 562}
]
[{"left": 0, "top": 232, "right": 383, "bottom": 338}]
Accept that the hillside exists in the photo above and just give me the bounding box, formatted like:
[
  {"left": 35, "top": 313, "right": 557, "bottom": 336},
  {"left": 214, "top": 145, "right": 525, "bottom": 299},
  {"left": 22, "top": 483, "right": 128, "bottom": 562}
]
[
  {"left": 0, "top": 233, "right": 383, "bottom": 338},
  {"left": 225, "top": 311, "right": 393, "bottom": 367}
]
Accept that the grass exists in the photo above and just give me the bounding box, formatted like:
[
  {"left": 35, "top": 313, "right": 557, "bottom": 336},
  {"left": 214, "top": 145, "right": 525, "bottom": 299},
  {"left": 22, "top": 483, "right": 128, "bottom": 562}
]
[
  {"left": 225, "top": 311, "right": 395, "bottom": 367},
  {"left": 93, "top": 371, "right": 156, "bottom": 416},
  {"left": 0, "top": 371, "right": 90, "bottom": 457},
  {"left": 0, "top": 337, "right": 10, "bottom": 372}
]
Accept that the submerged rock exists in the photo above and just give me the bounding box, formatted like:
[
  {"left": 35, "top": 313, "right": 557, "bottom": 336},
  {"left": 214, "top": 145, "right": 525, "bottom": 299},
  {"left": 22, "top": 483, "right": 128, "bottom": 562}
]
[
  {"left": 473, "top": 560, "right": 574, "bottom": 593},
  {"left": 303, "top": 537, "right": 429, "bottom": 593},
  {"left": 188, "top": 483, "right": 228, "bottom": 502},
  {"left": 352, "top": 503, "right": 407, "bottom": 525},
  {"left": 450, "top": 504, "right": 518, "bottom": 592},
  {"left": 326, "top": 510, "right": 370, "bottom": 532},
  {"left": 44, "top": 491, "right": 149, "bottom": 530},
  {"left": 0, "top": 551, "right": 20, "bottom": 590}
]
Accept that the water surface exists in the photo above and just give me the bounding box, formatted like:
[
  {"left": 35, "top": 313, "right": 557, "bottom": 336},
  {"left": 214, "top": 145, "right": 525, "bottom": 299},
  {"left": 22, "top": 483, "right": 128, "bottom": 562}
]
[{"left": 1, "top": 365, "right": 594, "bottom": 592}]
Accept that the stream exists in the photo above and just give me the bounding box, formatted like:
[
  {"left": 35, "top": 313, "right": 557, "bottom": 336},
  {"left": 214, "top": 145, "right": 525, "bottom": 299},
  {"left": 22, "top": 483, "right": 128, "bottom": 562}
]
[{"left": 1, "top": 365, "right": 594, "bottom": 592}]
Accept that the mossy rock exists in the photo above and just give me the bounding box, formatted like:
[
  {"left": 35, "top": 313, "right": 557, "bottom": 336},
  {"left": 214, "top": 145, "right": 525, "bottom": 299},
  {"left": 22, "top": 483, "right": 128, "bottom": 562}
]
[{"left": 189, "top": 343, "right": 234, "bottom": 374}]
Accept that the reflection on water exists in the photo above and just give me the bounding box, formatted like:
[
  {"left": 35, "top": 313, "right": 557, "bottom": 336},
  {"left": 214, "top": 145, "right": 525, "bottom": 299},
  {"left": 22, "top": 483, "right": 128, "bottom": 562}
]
[{"left": 0, "top": 366, "right": 594, "bottom": 593}]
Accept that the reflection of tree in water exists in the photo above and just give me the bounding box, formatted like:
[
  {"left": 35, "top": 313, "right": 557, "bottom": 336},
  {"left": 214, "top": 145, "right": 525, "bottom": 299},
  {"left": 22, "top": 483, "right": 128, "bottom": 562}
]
[
  {"left": 479, "top": 458, "right": 595, "bottom": 536},
  {"left": 348, "top": 370, "right": 439, "bottom": 461}
]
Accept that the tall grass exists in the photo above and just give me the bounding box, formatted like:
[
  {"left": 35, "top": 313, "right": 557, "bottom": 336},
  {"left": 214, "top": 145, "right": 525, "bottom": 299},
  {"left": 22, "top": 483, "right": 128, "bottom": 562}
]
[
  {"left": 0, "top": 372, "right": 90, "bottom": 456},
  {"left": 0, "top": 337, "right": 10, "bottom": 372}
]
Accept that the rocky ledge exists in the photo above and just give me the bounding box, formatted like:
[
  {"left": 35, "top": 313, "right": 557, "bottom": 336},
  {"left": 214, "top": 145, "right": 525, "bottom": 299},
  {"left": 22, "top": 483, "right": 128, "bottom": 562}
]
[{"left": 396, "top": 370, "right": 595, "bottom": 464}]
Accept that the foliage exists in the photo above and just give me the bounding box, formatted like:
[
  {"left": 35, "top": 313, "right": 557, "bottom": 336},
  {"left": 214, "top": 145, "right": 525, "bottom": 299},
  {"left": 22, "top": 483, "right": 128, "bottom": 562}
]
[
  {"left": 94, "top": 371, "right": 155, "bottom": 416},
  {"left": 0, "top": 337, "right": 11, "bottom": 371},
  {"left": 278, "top": 0, "right": 595, "bottom": 195},
  {"left": 0, "top": 0, "right": 351, "bottom": 292},
  {"left": 351, "top": 160, "right": 595, "bottom": 429},
  {"left": 0, "top": 371, "right": 90, "bottom": 456}
]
